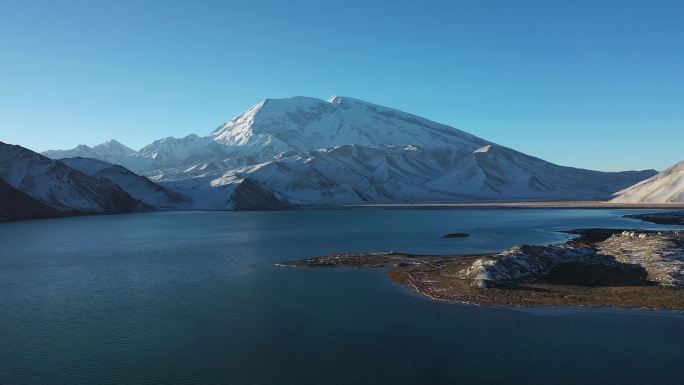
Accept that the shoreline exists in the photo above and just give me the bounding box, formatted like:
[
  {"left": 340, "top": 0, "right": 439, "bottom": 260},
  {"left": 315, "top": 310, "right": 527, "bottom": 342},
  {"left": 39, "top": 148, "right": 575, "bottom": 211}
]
[
  {"left": 338, "top": 201, "right": 684, "bottom": 210},
  {"left": 3, "top": 203, "right": 682, "bottom": 225}
]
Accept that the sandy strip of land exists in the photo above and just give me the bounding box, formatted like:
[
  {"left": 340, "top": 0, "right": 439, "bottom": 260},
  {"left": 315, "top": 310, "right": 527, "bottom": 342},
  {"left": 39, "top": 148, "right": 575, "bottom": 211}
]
[{"left": 343, "top": 201, "right": 684, "bottom": 209}]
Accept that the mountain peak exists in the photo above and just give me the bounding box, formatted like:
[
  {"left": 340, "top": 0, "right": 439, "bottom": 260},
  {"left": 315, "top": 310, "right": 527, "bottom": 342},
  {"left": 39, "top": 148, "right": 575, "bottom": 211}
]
[
  {"left": 102, "top": 139, "right": 123, "bottom": 146},
  {"left": 42, "top": 139, "right": 135, "bottom": 165},
  {"left": 95, "top": 139, "right": 135, "bottom": 152},
  {"left": 210, "top": 95, "right": 488, "bottom": 156}
]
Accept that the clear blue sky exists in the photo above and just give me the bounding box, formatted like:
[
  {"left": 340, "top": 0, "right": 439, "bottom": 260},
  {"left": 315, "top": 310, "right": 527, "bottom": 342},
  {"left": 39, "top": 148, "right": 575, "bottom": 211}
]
[{"left": 1, "top": 0, "right": 682, "bottom": 171}]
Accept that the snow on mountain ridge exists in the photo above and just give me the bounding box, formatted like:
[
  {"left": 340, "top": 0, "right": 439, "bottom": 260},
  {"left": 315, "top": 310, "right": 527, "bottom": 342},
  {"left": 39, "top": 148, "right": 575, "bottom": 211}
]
[
  {"left": 210, "top": 96, "right": 490, "bottom": 156},
  {"left": 43, "top": 139, "right": 135, "bottom": 165},
  {"left": 39, "top": 95, "right": 659, "bottom": 209},
  {"left": 426, "top": 144, "right": 656, "bottom": 200},
  {"left": 97, "top": 95, "right": 491, "bottom": 175},
  {"left": 611, "top": 161, "right": 684, "bottom": 203},
  {"left": 61, "top": 157, "right": 189, "bottom": 208}
]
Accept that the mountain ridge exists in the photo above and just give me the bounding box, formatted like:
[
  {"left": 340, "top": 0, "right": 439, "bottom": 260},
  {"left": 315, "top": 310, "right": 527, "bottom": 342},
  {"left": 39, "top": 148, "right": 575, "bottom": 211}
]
[
  {"left": 40, "top": 96, "right": 659, "bottom": 209},
  {"left": 43, "top": 139, "right": 136, "bottom": 165},
  {"left": 60, "top": 157, "right": 190, "bottom": 208}
]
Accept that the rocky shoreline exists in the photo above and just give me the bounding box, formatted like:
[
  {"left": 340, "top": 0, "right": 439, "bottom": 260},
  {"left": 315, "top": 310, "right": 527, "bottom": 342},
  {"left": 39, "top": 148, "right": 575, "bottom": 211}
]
[
  {"left": 625, "top": 211, "right": 684, "bottom": 225},
  {"left": 280, "top": 228, "right": 684, "bottom": 310}
]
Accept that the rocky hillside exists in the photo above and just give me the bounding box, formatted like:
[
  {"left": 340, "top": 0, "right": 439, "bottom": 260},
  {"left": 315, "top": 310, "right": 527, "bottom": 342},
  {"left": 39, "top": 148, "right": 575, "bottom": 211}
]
[
  {"left": 0, "top": 141, "right": 148, "bottom": 221},
  {"left": 61, "top": 157, "right": 189, "bottom": 208}
]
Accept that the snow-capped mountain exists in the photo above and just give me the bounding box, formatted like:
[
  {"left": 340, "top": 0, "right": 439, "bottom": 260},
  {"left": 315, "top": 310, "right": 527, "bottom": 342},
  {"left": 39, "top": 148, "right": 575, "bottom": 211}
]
[
  {"left": 611, "top": 160, "right": 684, "bottom": 203},
  {"left": 60, "top": 157, "right": 189, "bottom": 208},
  {"left": 210, "top": 96, "right": 487, "bottom": 156},
  {"left": 43, "top": 139, "right": 135, "bottom": 165},
  {"left": 122, "top": 134, "right": 229, "bottom": 175},
  {"left": 0, "top": 141, "right": 147, "bottom": 218},
  {"left": 42, "top": 96, "right": 658, "bottom": 209}
]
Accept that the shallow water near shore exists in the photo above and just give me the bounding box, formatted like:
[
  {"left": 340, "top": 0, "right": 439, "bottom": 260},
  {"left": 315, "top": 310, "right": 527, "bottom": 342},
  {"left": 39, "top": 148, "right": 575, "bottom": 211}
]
[{"left": 0, "top": 209, "right": 682, "bottom": 385}]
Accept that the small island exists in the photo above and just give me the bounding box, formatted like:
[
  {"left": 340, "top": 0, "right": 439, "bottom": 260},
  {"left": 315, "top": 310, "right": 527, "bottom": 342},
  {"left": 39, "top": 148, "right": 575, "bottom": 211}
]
[
  {"left": 443, "top": 232, "right": 471, "bottom": 238},
  {"left": 280, "top": 228, "right": 684, "bottom": 310}
]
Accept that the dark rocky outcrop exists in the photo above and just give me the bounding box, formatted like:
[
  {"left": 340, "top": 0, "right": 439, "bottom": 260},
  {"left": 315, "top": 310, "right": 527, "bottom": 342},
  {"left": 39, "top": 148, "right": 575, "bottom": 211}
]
[
  {"left": 0, "top": 177, "right": 64, "bottom": 222},
  {"left": 231, "top": 178, "right": 290, "bottom": 210}
]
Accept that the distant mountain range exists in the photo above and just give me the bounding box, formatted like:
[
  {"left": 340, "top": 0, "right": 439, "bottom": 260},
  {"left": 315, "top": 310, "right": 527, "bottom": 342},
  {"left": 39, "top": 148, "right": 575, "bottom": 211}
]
[
  {"left": 36, "top": 96, "right": 661, "bottom": 211},
  {"left": 43, "top": 139, "right": 135, "bottom": 166}
]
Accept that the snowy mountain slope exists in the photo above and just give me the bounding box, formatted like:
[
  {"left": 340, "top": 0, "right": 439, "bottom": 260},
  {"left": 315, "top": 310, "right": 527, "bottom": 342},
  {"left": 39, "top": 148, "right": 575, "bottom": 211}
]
[
  {"left": 210, "top": 96, "right": 489, "bottom": 156},
  {"left": 43, "top": 139, "right": 135, "bottom": 165},
  {"left": 60, "top": 157, "right": 189, "bottom": 208},
  {"left": 219, "top": 145, "right": 455, "bottom": 204},
  {"left": 41, "top": 96, "right": 658, "bottom": 209},
  {"left": 122, "top": 134, "right": 231, "bottom": 174},
  {"left": 426, "top": 144, "right": 656, "bottom": 200},
  {"left": 202, "top": 144, "right": 654, "bottom": 206},
  {"left": 611, "top": 161, "right": 684, "bottom": 203},
  {"left": 59, "top": 96, "right": 489, "bottom": 175},
  {"left": 0, "top": 141, "right": 147, "bottom": 216},
  {"left": 155, "top": 175, "right": 288, "bottom": 210}
]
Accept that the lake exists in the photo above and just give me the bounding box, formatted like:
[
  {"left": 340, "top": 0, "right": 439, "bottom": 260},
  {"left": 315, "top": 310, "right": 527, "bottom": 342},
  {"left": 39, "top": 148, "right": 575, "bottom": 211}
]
[{"left": 0, "top": 209, "right": 682, "bottom": 385}]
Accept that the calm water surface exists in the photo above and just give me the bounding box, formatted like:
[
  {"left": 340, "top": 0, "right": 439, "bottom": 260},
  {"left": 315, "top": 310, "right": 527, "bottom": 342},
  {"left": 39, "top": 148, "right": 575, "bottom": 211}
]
[{"left": 0, "top": 209, "right": 682, "bottom": 385}]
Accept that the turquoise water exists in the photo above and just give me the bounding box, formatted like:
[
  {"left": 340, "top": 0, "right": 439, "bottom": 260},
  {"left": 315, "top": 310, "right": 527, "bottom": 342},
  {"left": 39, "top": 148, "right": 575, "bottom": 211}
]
[{"left": 0, "top": 209, "right": 682, "bottom": 385}]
